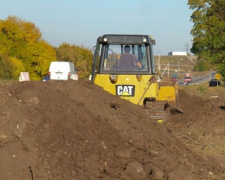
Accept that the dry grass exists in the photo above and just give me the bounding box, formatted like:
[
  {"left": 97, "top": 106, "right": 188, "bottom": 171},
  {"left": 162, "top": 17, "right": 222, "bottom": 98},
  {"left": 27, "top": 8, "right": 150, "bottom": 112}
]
[{"left": 179, "top": 82, "right": 225, "bottom": 99}]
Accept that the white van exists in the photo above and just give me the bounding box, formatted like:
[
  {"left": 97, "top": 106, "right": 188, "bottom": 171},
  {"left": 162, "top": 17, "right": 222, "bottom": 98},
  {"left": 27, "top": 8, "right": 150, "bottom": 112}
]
[{"left": 49, "top": 61, "right": 78, "bottom": 81}]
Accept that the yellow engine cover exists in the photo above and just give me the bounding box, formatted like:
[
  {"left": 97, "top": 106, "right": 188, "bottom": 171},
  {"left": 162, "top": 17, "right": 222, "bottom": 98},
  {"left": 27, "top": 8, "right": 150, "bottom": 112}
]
[{"left": 94, "top": 74, "right": 161, "bottom": 106}]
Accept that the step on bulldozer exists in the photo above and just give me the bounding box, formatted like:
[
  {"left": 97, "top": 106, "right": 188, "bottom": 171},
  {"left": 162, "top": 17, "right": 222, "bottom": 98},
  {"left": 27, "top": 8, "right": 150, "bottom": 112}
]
[{"left": 91, "top": 34, "right": 182, "bottom": 120}]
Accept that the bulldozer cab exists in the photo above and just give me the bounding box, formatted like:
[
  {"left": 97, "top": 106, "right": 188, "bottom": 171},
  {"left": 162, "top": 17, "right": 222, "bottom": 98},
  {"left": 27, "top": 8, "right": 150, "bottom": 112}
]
[{"left": 91, "top": 34, "right": 156, "bottom": 80}]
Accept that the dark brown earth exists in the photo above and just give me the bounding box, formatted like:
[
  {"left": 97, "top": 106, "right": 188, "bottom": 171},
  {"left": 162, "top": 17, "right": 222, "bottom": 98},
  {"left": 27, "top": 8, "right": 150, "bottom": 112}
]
[{"left": 0, "top": 80, "right": 225, "bottom": 180}]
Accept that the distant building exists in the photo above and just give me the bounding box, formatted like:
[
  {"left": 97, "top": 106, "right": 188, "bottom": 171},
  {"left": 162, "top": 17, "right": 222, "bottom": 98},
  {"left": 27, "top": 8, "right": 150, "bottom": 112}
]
[{"left": 168, "top": 52, "right": 187, "bottom": 56}]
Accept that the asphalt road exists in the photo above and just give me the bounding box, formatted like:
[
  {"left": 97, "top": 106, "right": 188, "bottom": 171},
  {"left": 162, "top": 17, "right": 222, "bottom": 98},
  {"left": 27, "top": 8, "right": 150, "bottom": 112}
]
[{"left": 178, "top": 72, "right": 214, "bottom": 86}]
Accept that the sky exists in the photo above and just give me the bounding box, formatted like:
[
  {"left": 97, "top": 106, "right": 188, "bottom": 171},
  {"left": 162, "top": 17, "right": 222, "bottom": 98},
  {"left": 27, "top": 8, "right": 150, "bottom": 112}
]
[{"left": 0, "top": 0, "right": 194, "bottom": 55}]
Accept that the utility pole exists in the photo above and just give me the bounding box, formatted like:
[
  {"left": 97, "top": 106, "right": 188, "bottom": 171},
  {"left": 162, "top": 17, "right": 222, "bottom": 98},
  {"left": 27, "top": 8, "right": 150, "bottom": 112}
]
[
  {"left": 178, "top": 63, "right": 180, "bottom": 75},
  {"left": 168, "top": 63, "right": 169, "bottom": 77},
  {"left": 185, "top": 42, "right": 189, "bottom": 54},
  {"left": 157, "top": 51, "right": 161, "bottom": 71}
]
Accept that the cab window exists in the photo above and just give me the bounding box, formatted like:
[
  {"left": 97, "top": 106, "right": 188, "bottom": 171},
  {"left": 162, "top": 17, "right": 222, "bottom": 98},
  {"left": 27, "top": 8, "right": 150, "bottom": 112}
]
[{"left": 102, "top": 44, "right": 149, "bottom": 72}]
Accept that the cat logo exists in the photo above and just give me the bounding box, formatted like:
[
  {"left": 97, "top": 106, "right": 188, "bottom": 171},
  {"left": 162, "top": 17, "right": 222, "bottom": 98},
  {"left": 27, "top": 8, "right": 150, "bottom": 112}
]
[{"left": 116, "top": 85, "right": 135, "bottom": 96}]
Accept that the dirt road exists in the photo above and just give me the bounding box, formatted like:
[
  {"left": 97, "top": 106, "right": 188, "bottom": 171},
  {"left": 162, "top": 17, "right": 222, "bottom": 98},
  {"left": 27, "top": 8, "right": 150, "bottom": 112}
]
[{"left": 0, "top": 80, "right": 225, "bottom": 179}]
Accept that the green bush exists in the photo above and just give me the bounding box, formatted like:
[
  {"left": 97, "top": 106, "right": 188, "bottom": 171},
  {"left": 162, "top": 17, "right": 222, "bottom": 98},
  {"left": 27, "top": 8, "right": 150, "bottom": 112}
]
[{"left": 194, "top": 61, "right": 210, "bottom": 72}]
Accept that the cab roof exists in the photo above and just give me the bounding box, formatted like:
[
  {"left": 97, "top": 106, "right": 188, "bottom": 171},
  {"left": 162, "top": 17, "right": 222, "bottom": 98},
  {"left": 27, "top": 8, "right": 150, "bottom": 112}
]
[{"left": 99, "top": 34, "right": 155, "bottom": 45}]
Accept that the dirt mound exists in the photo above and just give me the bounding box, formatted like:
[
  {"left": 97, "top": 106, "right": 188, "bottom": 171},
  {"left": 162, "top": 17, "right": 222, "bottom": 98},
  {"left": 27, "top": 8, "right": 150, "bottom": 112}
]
[{"left": 0, "top": 80, "right": 225, "bottom": 179}]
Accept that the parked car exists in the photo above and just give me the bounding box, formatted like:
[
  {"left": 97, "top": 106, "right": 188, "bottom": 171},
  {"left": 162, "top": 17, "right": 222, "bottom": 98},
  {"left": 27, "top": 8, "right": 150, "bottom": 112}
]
[
  {"left": 209, "top": 79, "right": 220, "bottom": 86},
  {"left": 49, "top": 61, "right": 78, "bottom": 81},
  {"left": 43, "top": 74, "right": 50, "bottom": 81}
]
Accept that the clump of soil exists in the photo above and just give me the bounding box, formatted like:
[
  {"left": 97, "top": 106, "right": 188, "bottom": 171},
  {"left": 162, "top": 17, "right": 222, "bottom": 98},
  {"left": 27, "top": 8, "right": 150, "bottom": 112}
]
[{"left": 0, "top": 80, "right": 225, "bottom": 179}]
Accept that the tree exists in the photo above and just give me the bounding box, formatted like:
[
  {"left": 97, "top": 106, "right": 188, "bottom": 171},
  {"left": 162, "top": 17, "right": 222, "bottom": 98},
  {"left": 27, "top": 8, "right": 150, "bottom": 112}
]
[
  {"left": 188, "top": 0, "right": 225, "bottom": 75},
  {"left": 0, "top": 16, "right": 56, "bottom": 80},
  {"left": 9, "top": 56, "right": 25, "bottom": 79},
  {"left": 193, "top": 60, "right": 210, "bottom": 71},
  {"left": 56, "top": 43, "right": 93, "bottom": 79},
  {"left": 0, "top": 55, "right": 13, "bottom": 79}
]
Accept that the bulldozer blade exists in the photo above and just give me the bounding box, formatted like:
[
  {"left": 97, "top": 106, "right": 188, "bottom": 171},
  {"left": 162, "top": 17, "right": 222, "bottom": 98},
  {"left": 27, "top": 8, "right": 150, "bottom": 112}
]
[
  {"left": 170, "top": 106, "right": 184, "bottom": 115},
  {"left": 174, "top": 88, "right": 184, "bottom": 114},
  {"left": 176, "top": 106, "right": 184, "bottom": 113}
]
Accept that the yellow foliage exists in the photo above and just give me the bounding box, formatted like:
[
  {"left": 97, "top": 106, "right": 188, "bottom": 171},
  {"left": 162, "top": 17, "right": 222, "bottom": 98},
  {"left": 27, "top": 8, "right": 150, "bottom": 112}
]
[
  {"left": 76, "top": 60, "right": 89, "bottom": 78},
  {"left": 0, "top": 16, "right": 56, "bottom": 80},
  {"left": 9, "top": 57, "right": 25, "bottom": 78},
  {"left": 21, "top": 22, "right": 41, "bottom": 44}
]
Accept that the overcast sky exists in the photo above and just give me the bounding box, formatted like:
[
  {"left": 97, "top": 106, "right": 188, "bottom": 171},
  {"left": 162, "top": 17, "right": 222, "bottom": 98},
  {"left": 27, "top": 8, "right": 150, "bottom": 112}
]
[{"left": 0, "top": 0, "right": 193, "bottom": 55}]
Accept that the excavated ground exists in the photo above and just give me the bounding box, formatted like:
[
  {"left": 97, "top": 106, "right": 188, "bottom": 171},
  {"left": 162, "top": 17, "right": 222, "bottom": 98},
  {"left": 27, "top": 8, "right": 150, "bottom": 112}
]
[{"left": 0, "top": 80, "right": 225, "bottom": 180}]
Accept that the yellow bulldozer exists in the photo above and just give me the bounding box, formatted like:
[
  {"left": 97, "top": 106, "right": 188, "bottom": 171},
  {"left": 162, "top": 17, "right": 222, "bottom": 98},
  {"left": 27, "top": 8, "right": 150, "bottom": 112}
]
[{"left": 91, "top": 34, "right": 182, "bottom": 120}]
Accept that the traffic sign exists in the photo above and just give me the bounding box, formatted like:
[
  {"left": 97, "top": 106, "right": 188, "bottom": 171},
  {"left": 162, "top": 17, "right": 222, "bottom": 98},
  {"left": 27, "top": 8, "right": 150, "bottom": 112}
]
[{"left": 215, "top": 73, "right": 221, "bottom": 80}]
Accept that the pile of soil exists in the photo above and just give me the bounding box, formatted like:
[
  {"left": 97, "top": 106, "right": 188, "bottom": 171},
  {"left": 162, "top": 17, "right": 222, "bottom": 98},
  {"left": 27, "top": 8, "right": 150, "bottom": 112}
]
[{"left": 0, "top": 80, "right": 225, "bottom": 180}]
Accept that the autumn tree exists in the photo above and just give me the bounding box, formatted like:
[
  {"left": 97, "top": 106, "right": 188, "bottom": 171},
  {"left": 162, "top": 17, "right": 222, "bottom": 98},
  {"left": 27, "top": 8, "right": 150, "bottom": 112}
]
[
  {"left": 0, "top": 54, "right": 13, "bottom": 79},
  {"left": 0, "top": 16, "right": 56, "bottom": 80},
  {"left": 56, "top": 43, "right": 93, "bottom": 79},
  {"left": 188, "top": 0, "right": 225, "bottom": 76}
]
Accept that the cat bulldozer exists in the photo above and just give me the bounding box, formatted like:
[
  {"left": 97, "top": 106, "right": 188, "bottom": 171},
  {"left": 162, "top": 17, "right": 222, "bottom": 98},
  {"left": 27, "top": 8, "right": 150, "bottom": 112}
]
[{"left": 91, "top": 34, "right": 182, "bottom": 120}]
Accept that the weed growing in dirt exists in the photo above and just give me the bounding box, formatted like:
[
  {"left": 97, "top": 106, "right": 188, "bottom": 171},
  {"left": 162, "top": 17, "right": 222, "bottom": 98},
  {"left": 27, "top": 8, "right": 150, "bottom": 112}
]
[{"left": 197, "top": 86, "right": 208, "bottom": 93}]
